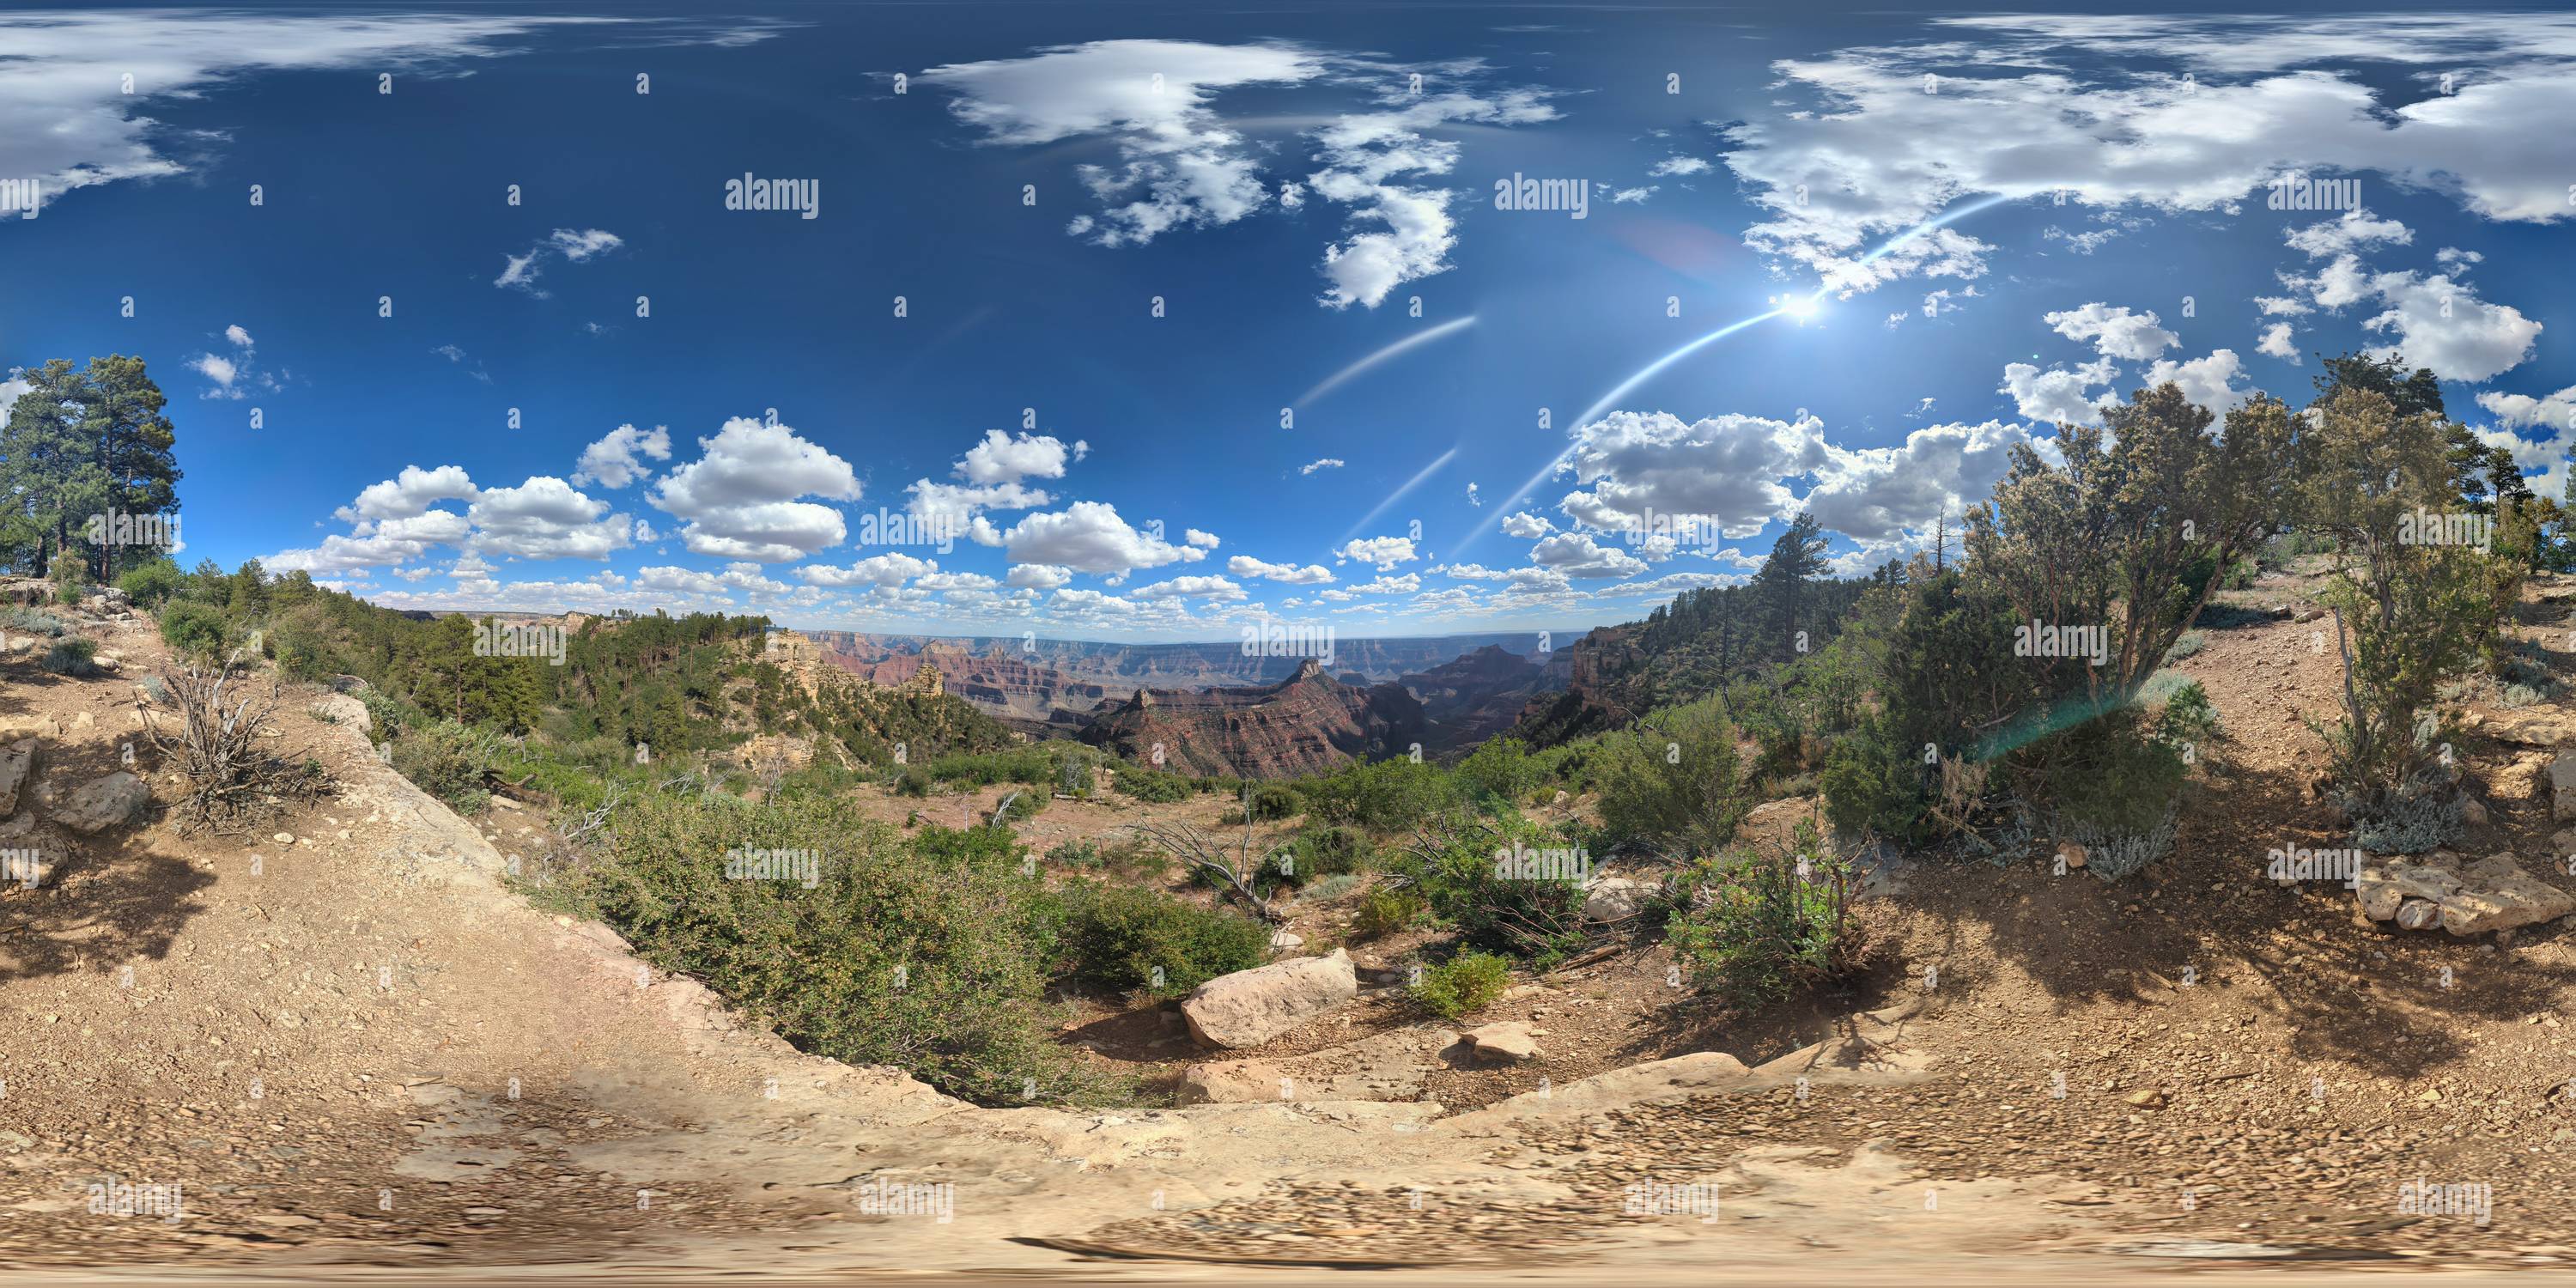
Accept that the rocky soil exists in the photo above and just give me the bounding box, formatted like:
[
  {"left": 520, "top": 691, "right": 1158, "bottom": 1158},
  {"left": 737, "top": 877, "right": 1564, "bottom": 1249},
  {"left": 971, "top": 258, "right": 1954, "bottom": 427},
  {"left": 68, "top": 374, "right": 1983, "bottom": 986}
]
[{"left": 9, "top": 569, "right": 2576, "bottom": 1283}]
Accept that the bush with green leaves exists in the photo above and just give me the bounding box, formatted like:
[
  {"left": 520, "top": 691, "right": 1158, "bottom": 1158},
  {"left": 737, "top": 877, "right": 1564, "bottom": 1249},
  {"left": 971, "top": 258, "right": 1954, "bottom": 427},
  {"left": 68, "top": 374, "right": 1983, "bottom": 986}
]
[
  {"left": 549, "top": 796, "right": 1111, "bottom": 1106},
  {"left": 1667, "top": 823, "right": 1873, "bottom": 1005},
  {"left": 1353, "top": 884, "right": 1426, "bottom": 939},
  {"left": 157, "top": 599, "right": 234, "bottom": 662},
  {"left": 389, "top": 719, "right": 501, "bottom": 812},
  {"left": 1057, "top": 881, "right": 1272, "bottom": 999},
  {"left": 1455, "top": 737, "right": 1539, "bottom": 805},
  {"left": 358, "top": 688, "right": 410, "bottom": 739},
  {"left": 39, "top": 638, "right": 98, "bottom": 677},
  {"left": 1411, "top": 950, "right": 1510, "bottom": 1019},
  {"left": 117, "top": 558, "right": 183, "bottom": 608},
  {"left": 1595, "top": 694, "right": 1748, "bottom": 857},
  {"left": 1114, "top": 766, "right": 1192, "bottom": 803},
  {"left": 2, "top": 607, "right": 68, "bottom": 637},
  {"left": 1301, "top": 757, "right": 1461, "bottom": 831},
  {"left": 1245, "top": 781, "right": 1303, "bottom": 822},
  {"left": 1389, "top": 813, "right": 1588, "bottom": 960}
]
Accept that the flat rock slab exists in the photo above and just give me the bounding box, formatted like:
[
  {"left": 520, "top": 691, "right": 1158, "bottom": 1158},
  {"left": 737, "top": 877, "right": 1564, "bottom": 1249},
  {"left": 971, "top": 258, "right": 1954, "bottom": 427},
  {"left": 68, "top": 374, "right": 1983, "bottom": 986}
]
[
  {"left": 0, "top": 738, "right": 32, "bottom": 816},
  {"left": 1461, "top": 1022, "right": 1543, "bottom": 1064},
  {"left": 1182, "top": 948, "right": 1357, "bottom": 1049},
  {"left": 55, "top": 771, "right": 148, "bottom": 835},
  {"left": 2355, "top": 851, "right": 2574, "bottom": 936}
]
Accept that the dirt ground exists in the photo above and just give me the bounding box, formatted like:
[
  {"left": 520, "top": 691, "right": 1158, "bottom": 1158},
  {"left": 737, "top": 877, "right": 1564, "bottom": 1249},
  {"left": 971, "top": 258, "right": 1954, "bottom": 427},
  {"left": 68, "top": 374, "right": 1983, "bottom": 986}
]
[{"left": 9, "top": 570, "right": 2576, "bottom": 1281}]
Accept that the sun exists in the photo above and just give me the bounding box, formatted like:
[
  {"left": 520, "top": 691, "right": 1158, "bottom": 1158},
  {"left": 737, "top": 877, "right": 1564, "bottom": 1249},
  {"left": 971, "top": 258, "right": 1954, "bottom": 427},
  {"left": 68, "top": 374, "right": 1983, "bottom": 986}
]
[{"left": 1776, "top": 293, "right": 1821, "bottom": 321}]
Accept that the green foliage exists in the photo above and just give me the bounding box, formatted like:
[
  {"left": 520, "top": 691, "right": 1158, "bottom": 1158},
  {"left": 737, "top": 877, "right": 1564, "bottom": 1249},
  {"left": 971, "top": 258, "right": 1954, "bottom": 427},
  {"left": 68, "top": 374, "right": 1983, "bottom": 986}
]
[
  {"left": 1594, "top": 695, "right": 1747, "bottom": 856},
  {"left": 157, "top": 599, "right": 234, "bottom": 662},
  {"left": 1245, "top": 781, "right": 1303, "bottom": 822},
  {"left": 39, "top": 637, "right": 98, "bottom": 676},
  {"left": 1411, "top": 951, "right": 1510, "bottom": 1019},
  {"left": 549, "top": 794, "right": 1111, "bottom": 1106},
  {"left": 2, "top": 607, "right": 69, "bottom": 637},
  {"left": 2165, "top": 631, "right": 2207, "bottom": 663},
  {"left": 1667, "top": 822, "right": 1871, "bottom": 1005},
  {"left": 1455, "top": 737, "right": 1539, "bottom": 805},
  {"left": 359, "top": 688, "right": 410, "bottom": 739},
  {"left": 1114, "top": 766, "right": 1193, "bottom": 802},
  {"left": 1301, "top": 757, "right": 1461, "bottom": 830},
  {"left": 1057, "top": 881, "right": 1272, "bottom": 999},
  {"left": 1353, "top": 884, "right": 1427, "bottom": 939},
  {"left": 389, "top": 719, "right": 501, "bottom": 813},
  {"left": 1392, "top": 813, "right": 1588, "bottom": 960},
  {"left": 117, "top": 557, "right": 182, "bottom": 608}
]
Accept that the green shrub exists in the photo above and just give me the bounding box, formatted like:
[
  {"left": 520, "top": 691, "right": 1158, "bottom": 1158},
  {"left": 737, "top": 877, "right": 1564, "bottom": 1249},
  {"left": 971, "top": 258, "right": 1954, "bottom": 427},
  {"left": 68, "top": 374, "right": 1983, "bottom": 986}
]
[
  {"left": 1411, "top": 950, "right": 1510, "bottom": 1019},
  {"left": 1115, "top": 767, "right": 1192, "bottom": 803},
  {"left": 390, "top": 719, "right": 501, "bottom": 812},
  {"left": 39, "top": 638, "right": 98, "bottom": 677},
  {"left": 157, "top": 600, "right": 234, "bottom": 662},
  {"left": 1058, "top": 882, "right": 1272, "bottom": 999},
  {"left": 554, "top": 795, "right": 1108, "bottom": 1105},
  {"left": 990, "top": 789, "right": 1045, "bottom": 824},
  {"left": 1455, "top": 738, "right": 1539, "bottom": 805},
  {"left": 1303, "top": 758, "right": 1460, "bottom": 830},
  {"left": 2164, "top": 630, "right": 2208, "bottom": 663},
  {"left": 1353, "top": 884, "right": 1426, "bottom": 939},
  {"left": 1394, "top": 814, "right": 1588, "bottom": 960},
  {"left": 1246, "top": 782, "right": 1303, "bottom": 822},
  {"left": 1302, "top": 873, "right": 1363, "bottom": 902},
  {"left": 117, "top": 558, "right": 183, "bottom": 608},
  {"left": 359, "top": 688, "right": 410, "bottom": 739},
  {"left": 1, "top": 607, "right": 69, "bottom": 636},
  {"left": 1668, "top": 824, "right": 1871, "bottom": 1005},
  {"left": 1595, "top": 695, "right": 1748, "bottom": 856}
]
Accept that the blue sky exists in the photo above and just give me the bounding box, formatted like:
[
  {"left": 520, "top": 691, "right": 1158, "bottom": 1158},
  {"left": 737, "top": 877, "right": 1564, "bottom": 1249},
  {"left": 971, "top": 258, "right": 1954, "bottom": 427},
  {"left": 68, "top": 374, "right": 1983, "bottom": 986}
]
[{"left": 7, "top": 3, "right": 2574, "bottom": 640}]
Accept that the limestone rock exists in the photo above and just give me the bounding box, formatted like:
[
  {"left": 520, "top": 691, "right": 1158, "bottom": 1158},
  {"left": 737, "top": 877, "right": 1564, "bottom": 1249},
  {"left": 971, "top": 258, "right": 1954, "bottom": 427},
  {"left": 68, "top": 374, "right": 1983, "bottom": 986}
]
[
  {"left": 55, "top": 772, "right": 149, "bottom": 835},
  {"left": 313, "top": 693, "right": 371, "bottom": 734},
  {"left": 2439, "top": 853, "right": 2576, "bottom": 935},
  {"left": 2554, "top": 751, "right": 2576, "bottom": 821},
  {"left": 0, "top": 739, "right": 32, "bottom": 816},
  {"left": 1174, "top": 1060, "right": 1291, "bottom": 1105},
  {"left": 1181, "top": 948, "right": 1358, "bottom": 1049},
  {"left": 1463, "top": 1022, "right": 1542, "bottom": 1064},
  {"left": 1583, "top": 875, "right": 1656, "bottom": 922},
  {"left": 2354, "top": 857, "right": 2462, "bottom": 921},
  {"left": 2395, "top": 898, "right": 2442, "bottom": 930}
]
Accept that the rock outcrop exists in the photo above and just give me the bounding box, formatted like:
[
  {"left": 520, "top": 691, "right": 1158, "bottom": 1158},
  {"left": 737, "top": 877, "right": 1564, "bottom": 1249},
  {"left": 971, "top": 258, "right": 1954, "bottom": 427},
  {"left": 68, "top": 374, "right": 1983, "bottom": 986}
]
[
  {"left": 1075, "top": 662, "right": 1425, "bottom": 780},
  {"left": 0, "top": 738, "right": 32, "bottom": 817},
  {"left": 1181, "top": 948, "right": 1358, "bottom": 1048}
]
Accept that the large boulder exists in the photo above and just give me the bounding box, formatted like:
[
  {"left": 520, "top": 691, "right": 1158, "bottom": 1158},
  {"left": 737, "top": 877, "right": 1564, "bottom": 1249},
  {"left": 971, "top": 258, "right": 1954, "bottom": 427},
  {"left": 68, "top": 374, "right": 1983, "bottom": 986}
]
[
  {"left": 0, "top": 739, "right": 32, "bottom": 816},
  {"left": 1181, "top": 948, "right": 1357, "bottom": 1049},
  {"left": 55, "top": 772, "right": 149, "bottom": 835}
]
